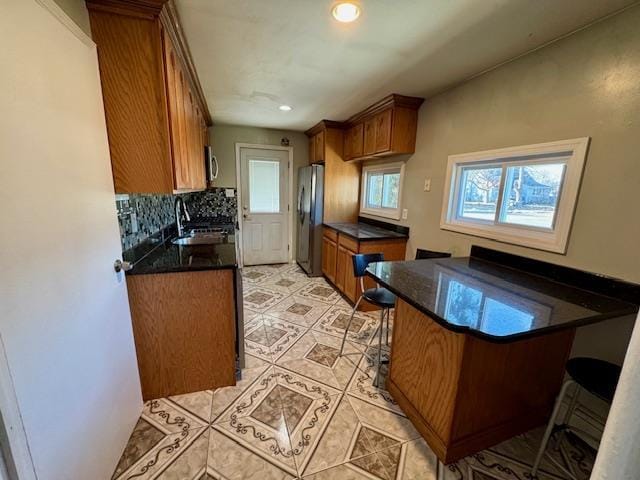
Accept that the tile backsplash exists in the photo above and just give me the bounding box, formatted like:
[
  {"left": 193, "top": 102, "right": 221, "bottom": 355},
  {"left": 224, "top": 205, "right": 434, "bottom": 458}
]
[{"left": 116, "top": 188, "right": 237, "bottom": 251}]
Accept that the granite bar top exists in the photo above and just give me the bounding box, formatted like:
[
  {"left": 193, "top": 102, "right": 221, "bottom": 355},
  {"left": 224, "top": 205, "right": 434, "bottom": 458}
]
[
  {"left": 324, "top": 222, "right": 408, "bottom": 241},
  {"left": 366, "top": 255, "right": 638, "bottom": 343},
  {"left": 123, "top": 225, "right": 237, "bottom": 276}
]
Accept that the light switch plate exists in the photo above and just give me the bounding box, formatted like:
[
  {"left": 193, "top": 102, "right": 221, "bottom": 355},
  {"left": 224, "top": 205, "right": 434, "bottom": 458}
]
[
  {"left": 225, "top": 189, "right": 235, "bottom": 198},
  {"left": 402, "top": 209, "right": 408, "bottom": 220},
  {"left": 424, "top": 178, "right": 432, "bottom": 192}
]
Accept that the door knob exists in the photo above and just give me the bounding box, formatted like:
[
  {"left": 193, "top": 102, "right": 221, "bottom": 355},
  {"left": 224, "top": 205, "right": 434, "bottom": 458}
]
[{"left": 114, "top": 259, "right": 133, "bottom": 273}]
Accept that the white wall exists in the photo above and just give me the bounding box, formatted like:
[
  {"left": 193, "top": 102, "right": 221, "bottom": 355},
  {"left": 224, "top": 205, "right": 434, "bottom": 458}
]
[{"left": 0, "top": 1, "right": 142, "bottom": 478}]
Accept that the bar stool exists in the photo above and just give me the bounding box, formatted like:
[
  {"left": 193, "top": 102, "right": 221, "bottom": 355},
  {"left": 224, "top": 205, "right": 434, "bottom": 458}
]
[
  {"left": 338, "top": 253, "right": 396, "bottom": 388},
  {"left": 415, "top": 248, "right": 451, "bottom": 260},
  {"left": 531, "top": 357, "right": 622, "bottom": 478}
]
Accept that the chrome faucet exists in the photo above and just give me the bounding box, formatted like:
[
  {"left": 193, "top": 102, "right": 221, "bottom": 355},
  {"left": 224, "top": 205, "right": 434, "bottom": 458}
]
[{"left": 175, "top": 197, "right": 191, "bottom": 237}]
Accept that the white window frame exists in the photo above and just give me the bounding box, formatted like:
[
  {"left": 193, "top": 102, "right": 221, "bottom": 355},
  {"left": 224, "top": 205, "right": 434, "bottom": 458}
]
[
  {"left": 360, "top": 161, "right": 405, "bottom": 220},
  {"left": 441, "top": 138, "right": 590, "bottom": 254}
]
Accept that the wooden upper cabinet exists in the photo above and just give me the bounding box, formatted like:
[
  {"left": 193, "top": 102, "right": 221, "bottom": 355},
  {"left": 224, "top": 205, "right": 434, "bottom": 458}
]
[
  {"left": 363, "top": 117, "right": 376, "bottom": 156},
  {"left": 346, "top": 94, "right": 424, "bottom": 162},
  {"left": 374, "top": 109, "right": 393, "bottom": 153},
  {"left": 87, "top": 0, "right": 211, "bottom": 194},
  {"left": 305, "top": 121, "right": 361, "bottom": 223},
  {"left": 314, "top": 131, "right": 325, "bottom": 163},
  {"left": 345, "top": 123, "right": 364, "bottom": 160}
]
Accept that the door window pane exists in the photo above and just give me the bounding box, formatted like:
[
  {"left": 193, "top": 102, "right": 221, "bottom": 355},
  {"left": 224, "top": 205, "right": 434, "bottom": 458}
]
[
  {"left": 458, "top": 166, "right": 502, "bottom": 222},
  {"left": 499, "top": 163, "right": 565, "bottom": 229},
  {"left": 249, "top": 160, "right": 280, "bottom": 213}
]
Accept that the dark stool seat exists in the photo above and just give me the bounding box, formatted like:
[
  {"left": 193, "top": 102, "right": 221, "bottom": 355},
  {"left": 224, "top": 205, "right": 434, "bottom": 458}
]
[
  {"left": 363, "top": 287, "right": 396, "bottom": 308},
  {"left": 532, "top": 356, "right": 622, "bottom": 477},
  {"left": 566, "top": 357, "right": 621, "bottom": 403}
]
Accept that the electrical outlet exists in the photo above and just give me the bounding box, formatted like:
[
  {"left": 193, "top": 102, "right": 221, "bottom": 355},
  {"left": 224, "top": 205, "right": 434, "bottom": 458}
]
[
  {"left": 424, "top": 178, "right": 432, "bottom": 192},
  {"left": 225, "top": 188, "right": 235, "bottom": 198},
  {"left": 402, "top": 209, "right": 408, "bottom": 220}
]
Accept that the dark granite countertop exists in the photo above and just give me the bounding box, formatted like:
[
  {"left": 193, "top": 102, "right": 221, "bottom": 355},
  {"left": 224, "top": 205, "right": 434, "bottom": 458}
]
[
  {"left": 324, "top": 222, "right": 408, "bottom": 241},
  {"left": 366, "top": 255, "right": 638, "bottom": 343},
  {"left": 123, "top": 226, "right": 237, "bottom": 276}
]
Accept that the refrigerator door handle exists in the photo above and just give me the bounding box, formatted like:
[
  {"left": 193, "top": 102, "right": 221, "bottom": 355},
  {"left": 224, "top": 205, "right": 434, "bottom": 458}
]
[{"left": 298, "top": 186, "right": 305, "bottom": 224}]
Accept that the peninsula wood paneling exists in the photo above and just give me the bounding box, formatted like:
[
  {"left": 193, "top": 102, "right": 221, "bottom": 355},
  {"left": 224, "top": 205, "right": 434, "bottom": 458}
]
[
  {"left": 388, "top": 299, "right": 575, "bottom": 463},
  {"left": 126, "top": 269, "right": 236, "bottom": 400}
]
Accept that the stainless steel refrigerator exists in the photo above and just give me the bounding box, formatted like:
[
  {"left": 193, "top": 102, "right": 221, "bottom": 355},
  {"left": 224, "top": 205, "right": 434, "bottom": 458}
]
[{"left": 296, "top": 164, "right": 324, "bottom": 276}]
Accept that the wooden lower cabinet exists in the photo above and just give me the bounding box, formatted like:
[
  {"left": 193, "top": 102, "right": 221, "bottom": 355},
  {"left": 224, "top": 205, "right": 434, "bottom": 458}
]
[
  {"left": 322, "top": 236, "right": 337, "bottom": 283},
  {"left": 126, "top": 269, "right": 237, "bottom": 400},
  {"left": 322, "top": 226, "right": 407, "bottom": 309},
  {"left": 388, "top": 299, "right": 575, "bottom": 463}
]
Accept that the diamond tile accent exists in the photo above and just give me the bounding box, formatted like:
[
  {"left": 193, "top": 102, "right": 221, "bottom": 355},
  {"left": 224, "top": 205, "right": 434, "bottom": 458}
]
[
  {"left": 305, "top": 343, "right": 340, "bottom": 368},
  {"left": 308, "top": 286, "right": 335, "bottom": 298},
  {"left": 246, "top": 324, "right": 287, "bottom": 347},
  {"left": 244, "top": 271, "right": 266, "bottom": 280},
  {"left": 276, "top": 278, "right": 296, "bottom": 287},
  {"left": 287, "top": 303, "right": 313, "bottom": 316},
  {"left": 245, "top": 291, "right": 274, "bottom": 305},
  {"left": 331, "top": 313, "right": 365, "bottom": 332}
]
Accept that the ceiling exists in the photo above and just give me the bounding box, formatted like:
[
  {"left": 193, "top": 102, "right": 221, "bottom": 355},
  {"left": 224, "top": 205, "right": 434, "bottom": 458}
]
[{"left": 176, "top": 0, "right": 635, "bottom": 131}]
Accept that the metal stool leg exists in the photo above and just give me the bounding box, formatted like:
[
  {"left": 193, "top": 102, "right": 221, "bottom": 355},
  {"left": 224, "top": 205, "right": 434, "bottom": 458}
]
[
  {"left": 373, "top": 307, "right": 386, "bottom": 388},
  {"left": 552, "top": 382, "right": 581, "bottom": 453},
  {"left": 339, "top": 295, "right": 363, "bottom": 357},
  {"left": 531, "top": 379, "right": 576, "bottom": 477},
  {"left": 385, "top": 309, "right": 390, "bottom": 346}
]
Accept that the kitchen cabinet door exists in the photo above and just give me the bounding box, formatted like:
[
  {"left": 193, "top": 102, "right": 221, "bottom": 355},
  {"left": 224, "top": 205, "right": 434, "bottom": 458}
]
[
  {"left": 315, "top": 131, "right": 325, "bottom": 162},
  {"left": 363, "top": 117, "right": 376, "bottom": 156},
  {"left": 345, "top": 124, "right": 364, "bottom": 160},
  {"left": 335, "top": 245, "right": 348, "bottom": 291},
  {"left": 374, "top": 109, "right": 393, "bottom": 153},
  {"left": 164, "top": 35, "right": 190, "bottom": 190},
  {"left": 309, "top": 135, "right": 315, "bottom": 163},
  {"left": 343, "top": 248, "right": 359, "bottom": 303},
  {"left": 322, "top": 236, "right": 337, "bottom": 282}
]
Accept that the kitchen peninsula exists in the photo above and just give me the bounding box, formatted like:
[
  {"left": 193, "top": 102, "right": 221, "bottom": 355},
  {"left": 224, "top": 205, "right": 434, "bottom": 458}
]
[{"left": 367, "top": 246, "right": 639, "bottom": 463}]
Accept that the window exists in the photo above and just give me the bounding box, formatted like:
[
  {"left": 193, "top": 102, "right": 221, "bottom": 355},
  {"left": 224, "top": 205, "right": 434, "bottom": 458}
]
[
  {"left": 249, "top": 159, "right": 280, "bottom": 213},
  {"left": 360, "top": 162, "right": 405, "bottom": 219},
  {"left": 441, "top": 138, "right": 590, "bottom": 253}
]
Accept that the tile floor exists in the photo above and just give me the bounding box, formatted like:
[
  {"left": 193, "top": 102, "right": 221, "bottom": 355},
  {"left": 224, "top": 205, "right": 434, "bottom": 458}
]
[{"left": 112, "top": 263, "right": 597, "bottom": 480}]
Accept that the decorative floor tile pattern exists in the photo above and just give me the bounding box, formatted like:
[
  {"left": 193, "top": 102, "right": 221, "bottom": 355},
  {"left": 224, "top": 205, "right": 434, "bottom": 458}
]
[{"left": 112, "top": 263, "right": 596, "bottom": 480}]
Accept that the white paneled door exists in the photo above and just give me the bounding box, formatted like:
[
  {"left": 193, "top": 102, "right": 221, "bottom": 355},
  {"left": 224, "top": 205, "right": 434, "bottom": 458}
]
[
  {"left": 240, "top": 147, "right": 290, "bottom": 265},
  {"left": 0, "top": 2, "right": 141, "bottom": 479}
]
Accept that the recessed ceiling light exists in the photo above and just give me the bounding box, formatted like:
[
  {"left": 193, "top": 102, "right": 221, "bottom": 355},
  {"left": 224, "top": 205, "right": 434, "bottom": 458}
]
[
  {"left": 279, "top": 105, "right": 292, "bottom": 111},
  {"left": 332, "top": 2, "right": 360, "bottom": 23}
]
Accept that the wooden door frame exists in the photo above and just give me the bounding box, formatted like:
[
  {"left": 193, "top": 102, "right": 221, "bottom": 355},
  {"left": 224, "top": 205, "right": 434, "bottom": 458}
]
[{"left": 235, "top": 143, "right": 294, "bottom": 268}]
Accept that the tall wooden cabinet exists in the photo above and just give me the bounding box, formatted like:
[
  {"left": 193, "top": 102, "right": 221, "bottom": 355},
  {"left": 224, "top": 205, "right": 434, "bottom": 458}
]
[
  {"left": 305, "top": 121, "right": 361, "bottom": 223},
  {"left": 87, "top": 0, "right": 211, "bottom": 194}
]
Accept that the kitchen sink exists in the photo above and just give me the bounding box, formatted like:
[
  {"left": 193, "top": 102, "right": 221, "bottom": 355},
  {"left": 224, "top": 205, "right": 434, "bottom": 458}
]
[{"left": 172, "top": 232, "right": 227, "bottom": 245}]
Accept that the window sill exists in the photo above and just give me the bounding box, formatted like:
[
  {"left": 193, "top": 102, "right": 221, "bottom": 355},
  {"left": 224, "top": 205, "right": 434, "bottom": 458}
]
[
  {"left": 360, "top": 208, "right": 401, "bottom": 220},
  {"left": 440, "top": 221, "right": 567, "bottom": 254}
]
